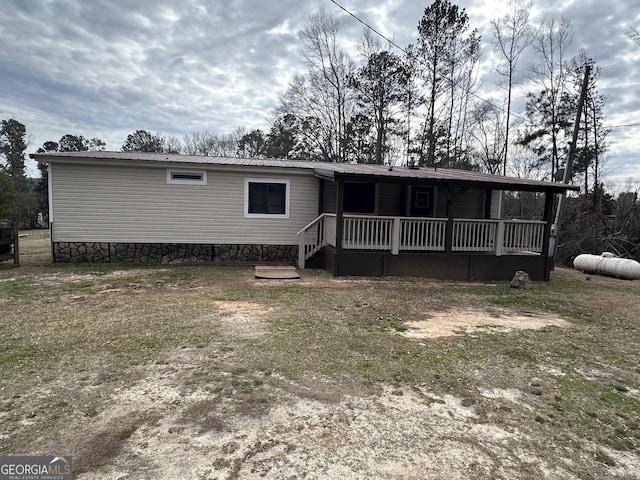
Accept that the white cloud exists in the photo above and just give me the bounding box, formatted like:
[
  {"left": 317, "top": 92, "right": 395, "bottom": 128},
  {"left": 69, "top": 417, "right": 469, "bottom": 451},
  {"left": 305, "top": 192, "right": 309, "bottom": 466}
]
[{"left": 1, "top": 0, "right": 638, "bottom": 185}]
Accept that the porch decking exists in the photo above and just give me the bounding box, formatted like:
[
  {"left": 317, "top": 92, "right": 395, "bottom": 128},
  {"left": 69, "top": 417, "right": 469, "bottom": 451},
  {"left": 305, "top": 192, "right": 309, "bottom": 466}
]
[{"left": 297, "top": 214, "right": 548, "bottom": 277}]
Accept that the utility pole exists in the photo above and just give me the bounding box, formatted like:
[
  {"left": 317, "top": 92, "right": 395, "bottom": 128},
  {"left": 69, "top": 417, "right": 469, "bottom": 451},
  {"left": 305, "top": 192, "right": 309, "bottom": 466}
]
[{"left": 548, "top": 64, "right": 591, "bottom": 260}]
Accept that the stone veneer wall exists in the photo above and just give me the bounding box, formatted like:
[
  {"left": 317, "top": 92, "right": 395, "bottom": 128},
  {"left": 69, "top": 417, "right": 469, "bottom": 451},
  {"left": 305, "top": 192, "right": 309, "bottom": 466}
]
[{"left": 53, "top": 242, "right": 298, "bottom": 264}]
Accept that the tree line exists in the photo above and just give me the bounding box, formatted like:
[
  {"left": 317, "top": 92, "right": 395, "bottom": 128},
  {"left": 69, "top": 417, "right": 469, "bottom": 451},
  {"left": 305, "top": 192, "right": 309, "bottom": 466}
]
[{"left": 112, "top": 1, "right": 612, "bottom": 198}]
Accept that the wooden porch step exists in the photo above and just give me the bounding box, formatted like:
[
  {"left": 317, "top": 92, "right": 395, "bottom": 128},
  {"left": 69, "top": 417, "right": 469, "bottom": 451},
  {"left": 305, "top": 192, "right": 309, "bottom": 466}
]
[{"left": 254, "top": 265, "right": 300, "bottom": 280}]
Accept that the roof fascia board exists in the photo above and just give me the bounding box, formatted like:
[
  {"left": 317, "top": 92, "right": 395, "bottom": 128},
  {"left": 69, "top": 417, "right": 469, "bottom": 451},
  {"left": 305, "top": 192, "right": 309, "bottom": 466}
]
[
  {"left": 30, "top": 155, "right": 315, "bottom": 176},
  {"left": 313, "top": 168, "right": 336, "bottom": 181},
  {"left": 333, "top": 171, "right": 579, "bottom": 193}
]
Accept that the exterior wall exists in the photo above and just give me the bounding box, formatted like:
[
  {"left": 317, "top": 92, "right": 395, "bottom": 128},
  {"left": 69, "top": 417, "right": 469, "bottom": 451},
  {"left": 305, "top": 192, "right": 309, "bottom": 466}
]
[
  {"left": 377, "top": 183, "right": 402, "bottom": 216},
  {"left": 50, "top": 162, "right": 319, "bottom": 245},
  {"left": 490, "top": 190, "right": 502, "bottom": 219},
  {"left": 321, "top": 181, "right": 403, "bottom": 215},
  {"left": 323, "top": 181, "right": 486, "bottom": 219},
  {"left": 323, "top": 180, "right": 337, "bottom": 214},
  {"left": 435, "top": 188, "right": 485, "bottom": 218}
]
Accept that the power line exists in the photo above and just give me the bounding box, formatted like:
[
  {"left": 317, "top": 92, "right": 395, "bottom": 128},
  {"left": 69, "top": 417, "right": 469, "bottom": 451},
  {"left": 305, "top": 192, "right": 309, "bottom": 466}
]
[
  {"left": 327, "top": 0, "right": 525, "bottom": 121},
  {"left": 328, "top": 0, "right": 620, "bottom": 132},
  {"left": 328, "top": 0, "right": 409, "bottom": 56},
  {"left": 609, "top": 123, "right": 640, "bottom": 129}
]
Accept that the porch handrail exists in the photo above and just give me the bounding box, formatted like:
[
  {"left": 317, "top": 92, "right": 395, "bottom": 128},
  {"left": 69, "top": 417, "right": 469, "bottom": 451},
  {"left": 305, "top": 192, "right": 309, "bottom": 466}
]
[
  {"left": 399, "top": 218, "right": 447, "bottom": 252},
  {"left": 452, "top": 219, "right": 498, "bottom": 252},
  {"left": 296, "top": 213, "right": 327, "bottom": 237},
  {"left": 297, "top": 213, "right": 336, "bottom": 269},
  {"left": 299, "top": 214, "right": 547, "bottom": 268},
  {"left": 343, "top": 215, "right": 393, "bottom": 250},
  {"left": 342, "top": 217, "right": 545, "bottom": 256},
  {"left": 502, "top": 220, "right": 545, "bottom": 253}
]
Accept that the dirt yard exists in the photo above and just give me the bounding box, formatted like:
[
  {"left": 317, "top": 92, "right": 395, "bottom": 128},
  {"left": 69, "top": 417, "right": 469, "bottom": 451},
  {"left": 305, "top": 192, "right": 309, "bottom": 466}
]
[{"left": 1, "top": 231, "right": 639, "bottom": 479}]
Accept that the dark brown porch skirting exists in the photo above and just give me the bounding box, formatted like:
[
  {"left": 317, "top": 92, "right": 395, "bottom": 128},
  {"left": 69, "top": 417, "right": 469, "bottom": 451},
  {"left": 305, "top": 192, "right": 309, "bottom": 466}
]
[{"left": 317, "top": 246, "right": 553, "bottom": 281}]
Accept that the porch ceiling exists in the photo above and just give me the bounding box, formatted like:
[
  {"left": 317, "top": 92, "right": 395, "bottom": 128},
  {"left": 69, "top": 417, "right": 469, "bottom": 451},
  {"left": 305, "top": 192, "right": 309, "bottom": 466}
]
[{"left": 314, "top": 164, "right": 579, "bottom": 194}]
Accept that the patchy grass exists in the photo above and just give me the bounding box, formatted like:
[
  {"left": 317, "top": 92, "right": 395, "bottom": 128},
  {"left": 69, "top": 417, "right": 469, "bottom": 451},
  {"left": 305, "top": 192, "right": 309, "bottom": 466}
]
[
  {"left": 0, "top": 232, "right": 639, "bottom": 479},
  {"left": 116, "top": 426, "right": 137, "bottom": 441}
]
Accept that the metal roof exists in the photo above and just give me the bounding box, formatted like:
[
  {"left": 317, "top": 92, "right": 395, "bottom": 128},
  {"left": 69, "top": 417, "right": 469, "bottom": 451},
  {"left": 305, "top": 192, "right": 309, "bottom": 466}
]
[
  {"left": 31, "top": 150, "right": 317, "bottom": 168},
  {"left": 31, "top": 151, "right": 579, "bottom": 193}
]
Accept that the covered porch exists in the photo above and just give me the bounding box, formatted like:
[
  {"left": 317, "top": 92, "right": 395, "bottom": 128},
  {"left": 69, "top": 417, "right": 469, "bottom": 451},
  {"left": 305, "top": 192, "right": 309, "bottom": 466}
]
[
  {"left": 298, "top": 214, "right": 551, "bottom": 280},
  {"left": 297, "top": 163, "right": 577, "bottom": 281}
]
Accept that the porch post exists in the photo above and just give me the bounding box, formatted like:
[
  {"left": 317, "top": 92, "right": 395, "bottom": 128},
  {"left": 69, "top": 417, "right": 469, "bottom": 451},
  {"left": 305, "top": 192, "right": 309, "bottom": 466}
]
[
  {"left": 495, "top": 220, "right": 504, "bottom": 257},
  {"left": 445, "top": 198, "right": 454, "bottom": 255},
  {"left": 298, "top": 234, "right": 306, "bottom": 269},
  {"left": 391, "top": 217, "right": 400, "bottom": 255},
  {"left": 335, "top": 177, "right": 344, "bottom": 255},
  {"left": 542, "top": 191, "right": 554, "bottom": 257}
]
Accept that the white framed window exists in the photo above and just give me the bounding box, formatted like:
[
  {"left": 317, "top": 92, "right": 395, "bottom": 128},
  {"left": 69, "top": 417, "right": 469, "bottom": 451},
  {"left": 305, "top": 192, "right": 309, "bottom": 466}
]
[
  {"left": 414, "top": 191, "right": 430, "bottom": 209},
  {"left": 166, "top": 169, "right": 207, "bottom": 185},
  {"left": 244, "top": 178, "right": 290, "bottom": 218}
]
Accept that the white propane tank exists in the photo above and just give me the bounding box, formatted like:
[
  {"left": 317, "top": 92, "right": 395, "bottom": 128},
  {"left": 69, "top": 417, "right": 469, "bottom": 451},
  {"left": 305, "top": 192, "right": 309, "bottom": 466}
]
[{"left": 573, "top": 253, "right": 640, "bottom": 280}]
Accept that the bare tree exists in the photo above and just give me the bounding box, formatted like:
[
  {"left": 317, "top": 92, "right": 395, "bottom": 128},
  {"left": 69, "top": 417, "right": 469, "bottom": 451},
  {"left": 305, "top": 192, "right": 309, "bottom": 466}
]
[
  {"left": 526, "top": 16, "right": 574, "bottom": 180},
  {"left": 161, "top": 135, "right": 182, "bottom": 154},
  {"left": 468, "top": 102, "right": 506, "bottom": 174},
  {"left": 182, "top": 131, "right": 217, "bottom": 156},
  {"left": 490, "top": 0, "right": 536, "bottom": 175},
  {"left": 628, "top": 26, "right": 640, "bottom": 46},
  {"left": 277, "top": 74, "right": 338, "bottom": 161},
  {"left": 298, "top": 7, "right": 354, "bottom": 161},
  {"left": 508, "top": 143, "right": 546, "bottom": 180},
  {"left": 446, "top": 31, "right": 481, "bottom": 168},
  {"left": 182, "top": 130, "right": 240, "bottom": 157}
]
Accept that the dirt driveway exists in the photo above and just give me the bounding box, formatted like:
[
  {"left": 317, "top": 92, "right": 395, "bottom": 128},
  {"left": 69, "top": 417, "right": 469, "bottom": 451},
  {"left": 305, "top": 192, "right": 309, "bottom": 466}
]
[{"left": 1, "top": 232, "right": 639, "bottom": 479}]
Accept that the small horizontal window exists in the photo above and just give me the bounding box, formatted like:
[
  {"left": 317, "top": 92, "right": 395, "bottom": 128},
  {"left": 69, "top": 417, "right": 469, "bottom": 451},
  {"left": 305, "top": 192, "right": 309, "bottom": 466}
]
[{"left": 166, "top": 169, "right": 207, "bottom": 185}]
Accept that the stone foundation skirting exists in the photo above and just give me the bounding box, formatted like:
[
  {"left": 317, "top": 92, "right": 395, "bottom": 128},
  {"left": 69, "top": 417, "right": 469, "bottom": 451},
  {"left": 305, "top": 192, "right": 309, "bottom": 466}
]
[{"left": 53, "top": 242, "right": 298, "bottom": 264}]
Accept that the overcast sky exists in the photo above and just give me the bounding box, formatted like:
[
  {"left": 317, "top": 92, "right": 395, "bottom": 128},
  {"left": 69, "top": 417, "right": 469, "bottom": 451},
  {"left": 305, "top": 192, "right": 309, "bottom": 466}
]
[{"left": 1, "top": 0, "right": 639, "bottom": 187}]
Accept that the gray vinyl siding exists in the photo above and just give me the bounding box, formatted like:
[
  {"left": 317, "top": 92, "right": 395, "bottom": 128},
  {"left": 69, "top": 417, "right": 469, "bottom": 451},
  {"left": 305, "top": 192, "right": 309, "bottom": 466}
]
[{"left": 50, "top": 162, "right": 319, "bottom": 244}]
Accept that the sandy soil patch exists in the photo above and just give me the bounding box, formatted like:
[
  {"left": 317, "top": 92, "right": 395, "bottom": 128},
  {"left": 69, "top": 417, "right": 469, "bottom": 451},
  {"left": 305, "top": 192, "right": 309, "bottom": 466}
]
[
  {"left": 212, "top": 301, "right": 273, "bottom": 339},
  {"left": 212, "top": 301, "right": 272, "bottom": 315},
  {"left": 401, "top": 309, "right": 572, "bottom": 339},
  {"left": 74, "top": 379, "right": 640, "bottom": 480},
  {"left": 34, "top": 269, "right": 171, "bottom": 285}
]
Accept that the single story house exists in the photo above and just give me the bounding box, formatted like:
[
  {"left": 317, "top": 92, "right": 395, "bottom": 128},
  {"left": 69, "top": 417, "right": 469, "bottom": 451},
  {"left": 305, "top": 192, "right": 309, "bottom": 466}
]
[{"left": 32, "top": 151, "right": 578, "bottom": 281}]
